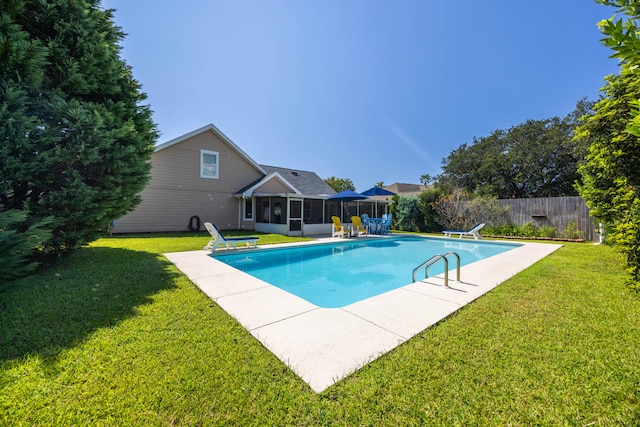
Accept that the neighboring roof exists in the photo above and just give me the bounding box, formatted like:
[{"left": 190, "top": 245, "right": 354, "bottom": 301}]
[
  {"left": 384, "top": 183, "right": 428, "bottom": 195},
  {"left": 154, "top": 123, "right": 267, "bottom": 175},
  {"left": 260, "top": 165, "right": 336, "bottom": 197}
]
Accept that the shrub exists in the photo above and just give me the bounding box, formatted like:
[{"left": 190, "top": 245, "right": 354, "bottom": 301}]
[
  {"left": 394, "top": 196, "right": 421, "bottom": 231},
  {"left": 484, "top": 224, "right": 514, "bottom": 236},
  {"left": 562, "top": 221, "right": 584, "bottom": 240},
  {"left": 418, "top": 187, "right": 444, "bottom": 232},
  {"left": 0, "top": 210, "right": 53, "bottom": 284},
  {"left": 539, "top": 225, "right": 557, "bottom": 238},
  {"left": 521, "top": 222, "right": 539, "bottom": 237}
]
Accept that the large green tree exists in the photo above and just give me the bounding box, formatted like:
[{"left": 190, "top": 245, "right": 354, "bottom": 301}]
[
  {"left": 439, "top": 100, "right": 593, "bottom": 198},
  {"left": 576, "top": 0, "right": 640, "bottom": 289},
  {"left": 324, "top": 176, "right": 355, "bottom": 192},
  {"left": 0, "top": 0, "right": 157, "bottom": 262}
]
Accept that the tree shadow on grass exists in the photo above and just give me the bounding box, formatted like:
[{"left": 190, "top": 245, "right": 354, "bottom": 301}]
[{"left": 0, "top": 246, "right": 180, "bottom": 362}]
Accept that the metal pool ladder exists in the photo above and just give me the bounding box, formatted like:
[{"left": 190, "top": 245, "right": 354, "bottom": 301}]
[{"left": 412, "top": 251, "right": 461, "bottom": 287}]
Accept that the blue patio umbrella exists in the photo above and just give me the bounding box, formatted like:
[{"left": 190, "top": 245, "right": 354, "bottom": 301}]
[
  {"left": 327, "top": 190, "right": 368, "bottom": 201},
  {"left": 360, "top": 187, "right": 396, "bottom": 217},
  {"left": 327, "top": 190, "right": 367, "bottom": 223},
  {"left": 360, "top": 186, "right": 396, "bottom": 197}
]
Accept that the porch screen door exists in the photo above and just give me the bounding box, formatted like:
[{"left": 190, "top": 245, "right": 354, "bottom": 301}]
[{"left": 289, "top": 199, "right": 303, "bottom": 235}]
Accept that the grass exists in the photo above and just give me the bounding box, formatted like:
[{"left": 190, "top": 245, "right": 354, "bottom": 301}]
[{"left": 1, "top": 233, "right": 639, "bottom": 426}]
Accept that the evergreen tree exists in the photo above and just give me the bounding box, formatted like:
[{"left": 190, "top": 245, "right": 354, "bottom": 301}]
[{"left": 0, "top": 0, "right": 157, "bottom": 261}]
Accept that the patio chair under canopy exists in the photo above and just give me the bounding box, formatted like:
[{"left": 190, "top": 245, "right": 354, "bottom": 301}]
[
  {"left": 360, "top": 186, "right": 396, "bottom": 217},
  {"left": 327, "top": 190, "right": 367, "bottom": 224}
]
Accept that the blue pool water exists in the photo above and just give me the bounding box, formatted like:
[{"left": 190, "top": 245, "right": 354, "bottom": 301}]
[{"left": 212, "top": 237, "right": 520, "bottom": 308}]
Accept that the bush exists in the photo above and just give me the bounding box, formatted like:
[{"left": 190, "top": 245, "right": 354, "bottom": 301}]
[
  {"left": 539, "top": 225, "right": 557, "bottom": 238},
  {"left": 521, "top": 222, "right": 538, "bottom": 237},
  {"left": 562, "top": 221, "right": 584, "bottom": 240},
  {"left": 0, "top": 210, "right": 53, "bottom": 284},
  {"left": 418, "top": 187, "right": 444, "bottom": 232},
  {"left": 394, "top": 196, "right": 421, "bottom": 231},
  {"left": 484, "top": 224, "right": 518, "bottom": 236},
  {"left": 484, "top": 223, "right": 575, "bottom": 240}
]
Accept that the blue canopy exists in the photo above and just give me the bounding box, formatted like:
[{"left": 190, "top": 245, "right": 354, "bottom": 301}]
[
  {"left": 327, "top": 190, "right": 367, "bottom": 201},
  {"left": 360, "top": 186, "right": 396, "bottom": 197}
]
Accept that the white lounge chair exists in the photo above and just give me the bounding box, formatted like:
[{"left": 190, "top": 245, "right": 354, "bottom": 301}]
[
  {"left": 204, "top": 222, "right": 259, "bottom": 251},
  {"left": 442, "top": 223, "right": 485, "bottom": 240}
]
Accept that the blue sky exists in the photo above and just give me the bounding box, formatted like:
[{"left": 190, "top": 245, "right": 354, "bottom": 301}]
[{"left": 102, "top": 0, "right": 620, "bottom": 192}]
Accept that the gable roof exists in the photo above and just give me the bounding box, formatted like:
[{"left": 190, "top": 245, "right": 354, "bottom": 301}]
[
  {"left": 155, "top": 123, "right": 266, "bottom": 175},
  {"left": 260, "top": 165, "right": 336, "bottom": 197},
  {"left": 235, "top": 171, "right": 302, "bottom": 197}
]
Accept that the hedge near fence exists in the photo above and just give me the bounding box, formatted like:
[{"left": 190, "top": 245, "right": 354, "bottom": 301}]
[{"left": 483, "top": 221, "right": 585, "bottom": 242}]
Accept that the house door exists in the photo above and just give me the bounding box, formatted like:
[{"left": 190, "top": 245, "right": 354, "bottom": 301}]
[{"left": 289, "top": 199, "right": 303, "bottom": 236}]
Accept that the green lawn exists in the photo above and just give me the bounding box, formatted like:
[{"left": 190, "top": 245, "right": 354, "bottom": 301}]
[{"left": 1, "top": 233, "right": 639, "bottom": 426}]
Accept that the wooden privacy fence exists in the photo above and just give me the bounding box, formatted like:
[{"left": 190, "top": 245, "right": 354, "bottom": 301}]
[{"left": 497, "top": 196, "right": 599, "bottom": 241}]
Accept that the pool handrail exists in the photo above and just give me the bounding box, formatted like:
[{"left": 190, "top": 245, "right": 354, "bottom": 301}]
[{"left": 412, "top": 251, "right": 461, "bottom": 287}]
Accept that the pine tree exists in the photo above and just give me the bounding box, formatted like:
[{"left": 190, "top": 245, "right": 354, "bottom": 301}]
[{"left": 0, "top": 0, "right": 157, "bottom": 265}]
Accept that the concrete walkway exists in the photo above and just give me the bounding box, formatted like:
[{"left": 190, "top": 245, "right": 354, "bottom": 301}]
[{"left": 165, "top": 237, "right": 561, "bottom": 392}]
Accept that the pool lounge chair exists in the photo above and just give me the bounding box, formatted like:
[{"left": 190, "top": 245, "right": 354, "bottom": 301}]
[
  {"left": 331, "top": 216, "right": 349, "bottom": 238},
  {"left": 442, "top": 223, "right": 485, "bottom": 240},
  {"left": 204, "top": 222, "right": 259, "bottom": 251},
  {"left": 351, "top": 216, "right": 368, "bottom": 237}
]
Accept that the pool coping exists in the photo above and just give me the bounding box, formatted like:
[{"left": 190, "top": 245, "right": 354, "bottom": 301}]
[{"left": 164, "top": 236, "right": 562, "bottom": 393}]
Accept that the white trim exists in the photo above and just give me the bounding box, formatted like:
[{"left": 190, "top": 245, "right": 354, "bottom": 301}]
[
  {"left": 156, "top": 123, "right": 267, "bottom": 175},
  {"left": 242, "top": 197, "right": 254, "bottom": 221},
  {"left": 200, "top": 149, "right": 219, "bottom": 179},
  {"left": 236, "top": 171, "right": 302, "bottom": 197}
]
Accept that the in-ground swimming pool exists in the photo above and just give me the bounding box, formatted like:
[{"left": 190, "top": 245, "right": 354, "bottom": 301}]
[{"left": 212, "top": 236, "right": 520, "bottom": 308}]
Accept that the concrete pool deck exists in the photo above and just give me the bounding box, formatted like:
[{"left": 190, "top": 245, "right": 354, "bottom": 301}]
[{"left": 164, "top": 236, "right": 561, "bottom": 393}]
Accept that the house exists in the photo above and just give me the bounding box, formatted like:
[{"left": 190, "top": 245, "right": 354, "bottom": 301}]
[
  {"left": 383, "top": 183, "right": 428, "bottom": 196},
  {"left": 110, "top": 124, "right": 339, "bottom": 236}
]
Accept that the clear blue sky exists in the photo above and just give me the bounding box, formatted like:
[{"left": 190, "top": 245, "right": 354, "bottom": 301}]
[{"left": 102, "top": 0, "right": 619, "bottom": 192}]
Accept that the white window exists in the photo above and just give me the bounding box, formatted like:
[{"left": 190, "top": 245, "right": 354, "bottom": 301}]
[{"left": 200, "top": 150, "right": 219, "bottom": 179}]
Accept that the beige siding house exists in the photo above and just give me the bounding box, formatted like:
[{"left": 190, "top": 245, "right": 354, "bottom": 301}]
[{"left": 111, "top": 124, "right": 338, "bottom": 236}]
